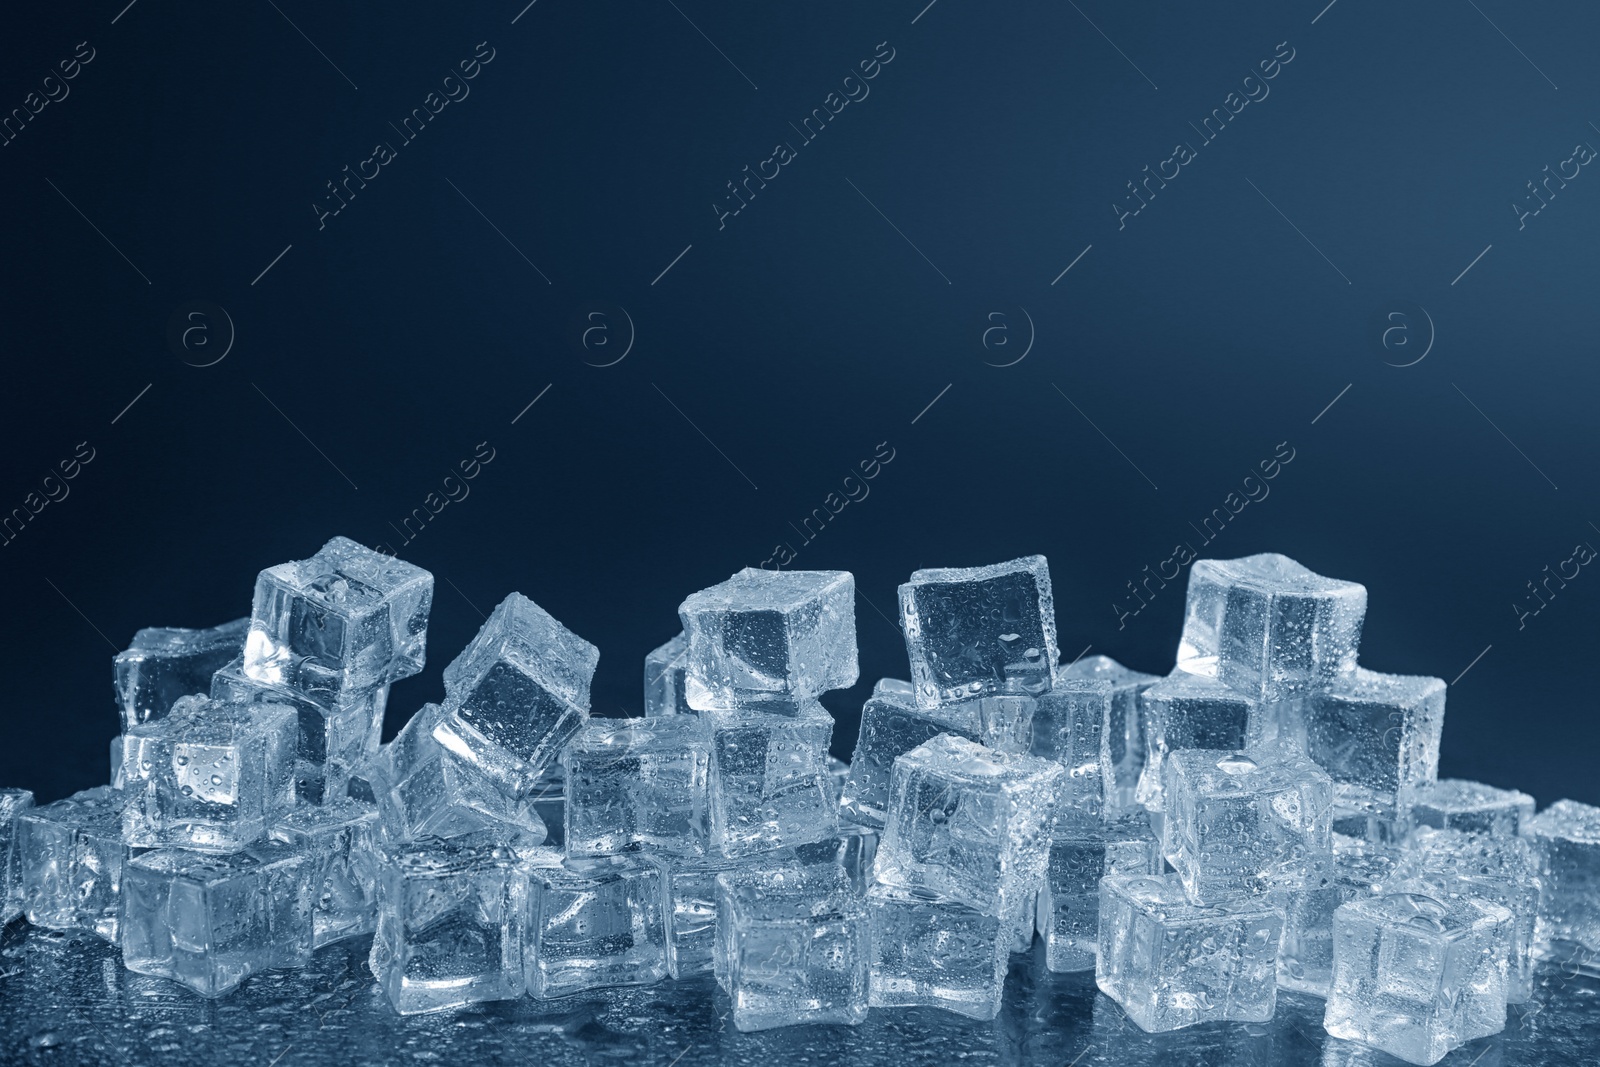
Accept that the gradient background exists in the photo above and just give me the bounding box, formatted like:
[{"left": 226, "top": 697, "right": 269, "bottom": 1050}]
[{"left": 2, "top": 1, "right": 1596, "bottom": 809}]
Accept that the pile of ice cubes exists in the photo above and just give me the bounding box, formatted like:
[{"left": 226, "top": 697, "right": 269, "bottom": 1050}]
[{"left": 1, "top": 544, "right": 1597, "bottom": 1065}]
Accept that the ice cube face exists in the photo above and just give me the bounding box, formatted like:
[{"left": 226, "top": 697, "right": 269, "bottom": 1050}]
[
  {"left": 562, "top": 717, "right": 709, "bottom": 857},
  {"left": 705, "top": 703, "right": 837, "bottom": 858},
  {"left": 1301, "top": 669, "right": 1446, "bottom": 822},
  {"left": 269, "top": 798, "right": 381, "bottom": 948},
  {"left": 1276, "top": 843, "right": 1400, "bottom": 997},
  {"left": 0, "top": 788, "right": 35, "bottom": 924},
  {"left": 434, "top": 592, "right": 598, "bottom": 800},
  {"left": 1037, "top": 813, "right": 1162, "bottom": 973},
  {"left": 866, "top": 882, "right": 1008, "bottom": 1019},
  {"left": 369, "top": 835, "right": 534, "bottom": 1015},
  {"left": 1526, "top": 799, "right": 1600, "bottom": 956},
  {"left": 244, "top": 537, "right": 433, "bottom": 703},
  {"left": 717, "top": 865, "right": 869, "bottom": 1032},
  {"left": 1056, "top": 655, "right": 1159, "bottom": 817},
  {"left": 678, "top": 568, "right": 858, "bottom": 710},
  {"left": 793, "top": 824, "right": 879, "bottom": 893},
  {"left": 526, "top": 856, "right": 668, "bottom": 997},
  {"left": 841, "top": 679, "right": 980, "bottom": 828},
  {"left": 643, "top": 632, "right": 690, "bottom": 716},
  {"left": 1096, "top": 873, "right": 1283, "bottom": 1033},
  {"left": 1323, "top": 891, "right": 1512, "bottom": 1066},
  {"left": 898, "top": 555, "right": 1057, "bottom": 706},
  {"left": 121, "top": 843, "right": 313, "bottom": 997},
  {"left": 1135, "top": 672, "right": 1269, "bottom": 812},
  {"left": 877, "top": 733, "right": 1064, "bottom": 917},
  {"left": 16, "top": 787, "right": 130, "bottom": 940},
  {"left": 1162, "top": 747, "right": 1334, "bottom": 904},
  {"left": 1029, "top": 678, "right": 1115, "bottom": 827},
  {"left": 1176, "top": 554, "right": 1366, "bottom": 701},
  {"left": 656, "top": 852, "right": 782, "bottom": 980},
  {"left": 115, "top": 618, "right": 248, "bottom": 729},
  {"left": 1409, "top": 779, "right": 1535, "bottom": 839},
  {"left": 120, "top": 696, "right": 298, "bottom": 852}
]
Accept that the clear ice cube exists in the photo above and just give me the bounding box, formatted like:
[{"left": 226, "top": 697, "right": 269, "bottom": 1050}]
[
  {"left": 0, "top": 787, "right": 35, "bottom": 924},
  {"left": 1526, "top": 799, "right": 1600, "bottom": 958},
  {"left": 269, "top": 797, "right": 381, "bottom": 949},
  {"left": 1037, "top": 812, "right": 1162, "bottom": 973},
  {"left": 115, "top": 618, "right": 248, "bottom": 729},
  {"left": 1029, "top": 677, "right": 1116, "bottom": 827},
  {"left": 562, "top": 716, "right": 710, "bottom": 857},
  {"left": 643, "top": 631, "right": 691, "bottom": 716},
  {"left": 841, "top": 679, "right": 980, "bottom": 828},
  {"left": 1409, "top": 778, "right": 1535, "bottom": 839},
  {"left": 704, "top": 702, "right": 837, "bottom": 858},
  {"left": 1301, "top": 668, "right": 1446, "bottom": 824},
  {"left": 792, "top": 824, "right": 879, "bottom": 894},
  {"left": 1276, "top": 840, "right": 1400, "bottom": 997},
  {"left": 16, "top": 786, "right": 131, "bottom": 940},
  {"left": 1135, "top": 671, "right": 1273, "bottom": 812},
  {"left": 1056, "top": 655, "right": 1159, "bottom": 817},
  {"left": 526, "top": 855, "right": 668, "bottom": 997},
  {"left": 866, "top": 881, "right": 1008, "bottom": 1019},
  {"left": 656, "top": 851, "right": 791, "bottom": 980}
]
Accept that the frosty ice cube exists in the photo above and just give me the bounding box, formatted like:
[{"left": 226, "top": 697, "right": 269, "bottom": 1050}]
[
  {"left": 1096, "top": 872, "right": 1283, "bottom": 1032},
  {"left": 705, "top": 702, "right": 837, "bottom": 858},
  {"left": 244, "top": 537, "right": 433, "bottom": 703},
  {"left": 643, "top": 632, "right": 690, "bottom": 716},
  {"left": 1056, "top": 655, "right": 1159, "bottom": 817},
  {"left": 1177, "top": 554, "right": 1365, "bottom": 701},
  {"left": 1135, "top": 671, "right": 1271, "bottom": 812},
  {"left": 1037, "top": 812, "right": 1162, "bottom": 973},
  {"left": 120, "top": 695, "right": 297, "bottom": 852},
  {"left": 16, "top": 786, "right": 130, "bottom": 940},
  {"left": 1276, "top": 840, "right": 1400, "bottom": 997},
  {"left": 115, "top": 618, "right": 248, "bottom": 729},
  {"left": 121, "top": 842, "right": 313, "bottom": 997},
  {"left": 876, "top": 733, "right": 1063, "bottom": 917},
  {"left": 678, "top": 568, "right": 857, "bottom": 710},
  {"left": 867, "top": 881, "right": 1008, "bottom": 1019},
  {"left": 1162, "top": 747, "right": 1334, "bottom": 904},
  {"left": 898, "top": 555, "right": 1057, "bottom": 706},
  {"left": 526, "top": 855, "right": 668, "bottom": 997},
  {"left": 841, "top": 678, "right": 979, "bottom": 828},
  {"left": 1301, "top": 668, "right": 1445, "bottom": 823},
  {"left": 433, "top": 592, "right": 598, "bottom": 800},
  {"left": 1526, "top": 799, "right": 1600, "bottom": 957},
  {"left": 1323, "top": 890, "right": 1512, "bottom": 1065},
  {"left": 269, "top": 797, "right": 381, "bottom": 948},
  {"left": 0, "top": 787, "right": 34, "bottom": 924},
  {"left": 1409, "top": 779, "right": 1536, "bottom": 839},
  {"left": 562, "top": 716, "right": 709, "bottom": 857}
]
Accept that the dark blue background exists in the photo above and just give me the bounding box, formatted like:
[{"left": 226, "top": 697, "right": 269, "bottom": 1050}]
[{"left": 3, "top": 1, "right": 1595, "bottom": 808}]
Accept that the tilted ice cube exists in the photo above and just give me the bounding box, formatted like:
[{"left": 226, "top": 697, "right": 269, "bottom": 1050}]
[
  {"left": 120, "top": 695, "right": 297, "bottom": 852},
  {"left": 369, "top": 833, "right": 538, "bottom": 1015},
  {"left": 1276, "top": 839, "right": 1400, "bottom": 997},
  {"left": 1177, "top": 554, "right": 1366, "bottom": 701},
  {"left": 269, "top": 797, "right": 381, "bottom": 949},
  {"left": 1096, "top": 872, "right": 1283, "bottom": 1033},
  {"left": 1037, "top": 812, "right": 1162, "bottom": 973},
  {"left": 1409, "top": 778, "right": 1536, "bottom": 839},
  {"left": 643, "top": 632, "right": 691, "bottom": 716},
  {"left": 1030, "top": 677, "right": 1117, "bottom": 827},
  {"left": 1526, "top": 799, "right": 1600, "bottom": 957},
  {"left": 16, "top": 786, "right": 130, "bottom": 940},
  {"left": 898, "top": 555, "right": 1058, "bottom": 706},
  {"left": 1135, "top": 671, "right": 1271, "bottom": 812},
  {"left": 244, "top": 537, "right": 432, "bottom": 703},
  {"left": 0, "top": 788, "right": 34, "bottom": 925},
  {"left": 705, "top": 702, "right": 837, "bottom": 858},
  {"left": 717, "top": 864, "right": 869, "bottom": 1032},
  {"left": 1393, "top": 827, "right": 1542, "bottom": 1003},
  {"left": 841, "top": 679, "right": 980, "bottom": 828},
  {"left": 121, "top": 843, "right": 313, "bottom": 997},
  {"left": 867, "top": 882, "right": 1009, "bottom": 1019},
  {"left": 1324, "top": 890, "right": 1513, "bottom": 1066},
  {"left": 1056, "top": 655, "right": 1159, "bottom": 817},
  {"left": 212, "top": 656, "right": 387, "bottom": 804},
  {"left": 1301, "top": 668, "right": 1445, "bottom": 825},
  {"left": 678, "top": 568, "right": 858, "bottom": 710},
  {"left": 1162, "top": 747, "right": 1334, "bottom": 904},
  {"left": 877, "top": 733, "right": 1063, "bottom": 917},
  {"left": 434, "top": 592, "right": 598, "bottom": 800},
  {"left": 115, "top": 618, "right": 248, "bottom": 729},
  {"left": 526, "top": 855, "right": 668, "bottom": 998},
  {"left": 562, "top": 716, "right": 710, "bottom": 857}
]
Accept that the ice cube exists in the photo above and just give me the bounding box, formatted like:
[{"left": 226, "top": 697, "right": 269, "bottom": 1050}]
[
  {"left": 678, "top": 568, "right": 858, "bottom": 710},
  {"left": 244, "top": 537, "right": 433, "bottom": 703},
  {"left": 841, "top": 679, "right": 980, "bottom": 828},
  {"left": 562, "top": 716, "right": 710, "bottom": 857},
  {"left": 1096, "top": 872, "right": 1283, "bottom": 1032},
  {"left": 1030, "top": 677, "right": 1116, "bottom": 827},
  {"left": 1, "top": 788, "right": 36, "bottom": 924},
  {"left": 643, "top": 632, "right": 690, "bottom": 716},
  {"left": 433, "top": 592, "right": 598, "bottom": 800},
  {"left": 16, "top": 786, "right": 131, "bottom": 940},
  {"left": 1323, "top": 890, "right": 1513, "bottom": 1065},
  {"left": 1301, "top": 668, "right": 1445, "bottom": 825},
  {"left": 269, "top": 797, "right": 381, "bottom": 949},
  {"left": 115, "top": 618, "right": 248, "bottom": 729},
  {"left": 825, "top": 754, "right": 849, "bottom": 809},
  {"left": 526, "top": 855, "right": 668, "bottom": 997},
  {"left": 1056, "top": 655, "right": 1159, "bottom": 817},
  {"left": 1409, "top": 779, "right": 1536, "bottom": 839},
  {"left": 656, "top": 851, "right": 791, "bottom": 980},
  {"left": 120, "top": 695, "right": 298, "bottom": 852},
  {"left": 1526, "top": 799, "right": 1600, "bottom": 958},
  {"left": 369, "top": 833, "right": 538, "bottom": 1014},
  {"left": 792, "top": 823, "right": 879, "bottom": 893},
  {"left": 1162, "top": 747, "right": 1334, "bottom": 904},
  {"left": 898, "top": 555, "right": 1057, "bottom": 706},
  {"left": 716, "top": 864, "right": 869, "bottom": 1031},
  {"left": 1177, "top": 554, "right": 1365, "bottom": 701},
  {"left": 1276, "top": 840, "right": 1400, "bottom": 997},
  {"left": 705, "top": 702, "right": 837, "bottom": 858},
  {"left": 527, "top": 760, "right": 566, "bottom": 850},
  {"left": 1135, "top": 671, "right": 1272, "bottom": 812},
  {"left": 121, "top": 843, "right": 313, "bottom": 997},
  {"left": 876, "top": 733, "right": 1063, "bottom": 917},
  {"left": 866, "top": 881, "right": 1009, "bottom": 1019},
  {"left": 1037, "top": 812, "right": 1162, "bottom": 973}
]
